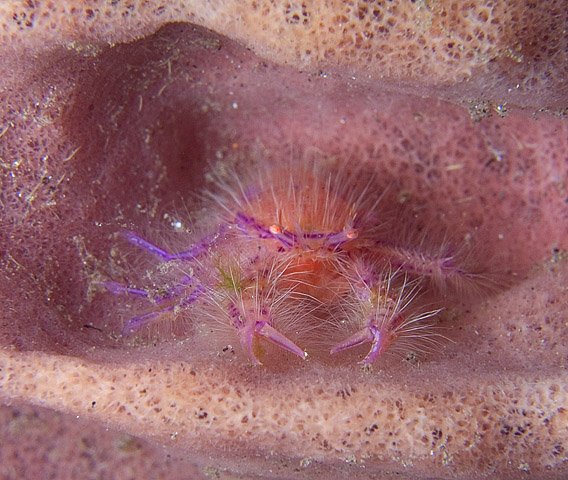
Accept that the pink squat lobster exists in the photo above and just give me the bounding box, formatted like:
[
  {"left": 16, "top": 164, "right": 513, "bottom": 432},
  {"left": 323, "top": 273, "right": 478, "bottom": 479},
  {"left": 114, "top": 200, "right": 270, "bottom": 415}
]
[{"left": 102, "top": 162, "right": 480, "bottom": 365}]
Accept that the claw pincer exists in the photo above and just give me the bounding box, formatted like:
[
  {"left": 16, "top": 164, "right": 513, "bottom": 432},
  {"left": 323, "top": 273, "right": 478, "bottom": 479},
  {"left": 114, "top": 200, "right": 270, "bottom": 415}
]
[{"left": 228, "top": 301, "right": 307, "bottom": 365}]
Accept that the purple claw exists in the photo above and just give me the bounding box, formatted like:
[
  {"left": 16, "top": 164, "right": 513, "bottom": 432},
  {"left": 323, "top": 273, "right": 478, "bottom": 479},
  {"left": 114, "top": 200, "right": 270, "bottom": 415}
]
[
  {"left": 236, "top": 323, "right": 260, "bottom": 365},
  {"left": 229, "top": 302, "right": 306, "bottom": 365},
  {"left": 255, "top": 321, "right": 307, "bottom": 360},
  {"left": 330, "top": 325, "right": 384, "bottom": 364}
]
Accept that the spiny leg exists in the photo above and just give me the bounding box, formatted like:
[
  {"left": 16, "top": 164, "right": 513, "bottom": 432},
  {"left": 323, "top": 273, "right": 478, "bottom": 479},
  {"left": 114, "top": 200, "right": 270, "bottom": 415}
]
[
  {"left": 122, "top": 308, "right": 172, "bottom": 336},
  {"left": 101, "top": 229, "right": 211, "bottom": 334},
  {"left": 122, "top": 227, "right": 226, "bottom": 261},
  {"left": 100, "top": 276, "right": 205, "bottom": 336},
  {"left": 101, "top": 282, "right": 150, "bottom": 298},
  {"left": 372, "top": 239, "right": 484, "bottom": 295},
  {"left": 101, "top": 270, "right": 199, "bottom": 303},
  {"left": 121, "top": 285, "right": 205, "bottom": 336}
]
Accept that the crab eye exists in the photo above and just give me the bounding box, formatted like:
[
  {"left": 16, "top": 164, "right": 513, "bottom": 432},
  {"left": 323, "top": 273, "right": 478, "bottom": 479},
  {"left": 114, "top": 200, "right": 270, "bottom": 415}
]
[
  {"left": 269, "top": 224, "right": 283, "bottom": 234},
  {"left": 345, "top": 228, "right": 358, "bottom": 240}
]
